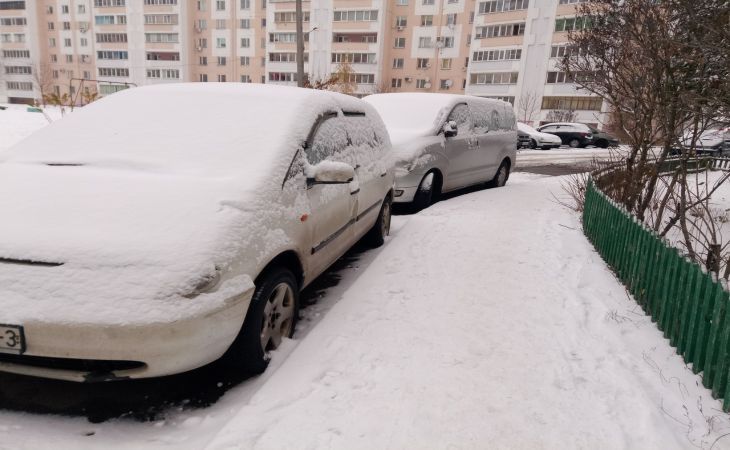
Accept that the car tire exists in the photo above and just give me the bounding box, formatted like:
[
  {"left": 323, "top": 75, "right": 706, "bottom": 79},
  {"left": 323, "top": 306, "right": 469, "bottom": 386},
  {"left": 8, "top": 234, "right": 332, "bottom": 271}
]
[
  {"left": 487, "top": 160, "right": 510, "bottom": 188},
  {"left": 568, "top": 138, "right": 581, "bottom": 148},
  {"left": 530, "top": 139, "right": 538, "bottom": 149},
  {"left": 363, "top": 196, "right": 392, "bottom": 248},
  {"left": 412, "top": 172, "right": 436, "bottom": 212},
  {"left": 223, "top": 267, "right": 299, "bottom": 376},
  {"left": 596, "top": 139, "right": 609, "bottom": 148}
]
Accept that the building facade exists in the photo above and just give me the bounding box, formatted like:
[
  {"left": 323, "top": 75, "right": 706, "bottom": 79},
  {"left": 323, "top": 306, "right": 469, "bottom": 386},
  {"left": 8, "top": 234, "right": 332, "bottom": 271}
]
[{"left": 0, "top": 0, "right": 608, "bottom": 127}]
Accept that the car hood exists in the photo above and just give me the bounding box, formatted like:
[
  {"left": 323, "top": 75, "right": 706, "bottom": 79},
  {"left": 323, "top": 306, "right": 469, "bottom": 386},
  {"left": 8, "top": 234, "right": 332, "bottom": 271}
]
[
  {"left": 533, "top": 131, "right": 562, "bottom": 143},
  {"left": 387, "top": 129, "right": 440, "bottom": 166},
  {"left": 0, "top": 163, "right": 255, "bottom": 325}
]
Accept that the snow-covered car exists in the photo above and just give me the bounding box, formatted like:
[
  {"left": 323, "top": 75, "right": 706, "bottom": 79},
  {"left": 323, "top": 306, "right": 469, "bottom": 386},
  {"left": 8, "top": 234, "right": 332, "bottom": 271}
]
[
  {"left": 364, "top": 93, "right": 517, "bottom": 210},
  {"left": 517, "top": 122, "right": 562, "bottom": 149},
  {"left": 677, "top": 128, "right": 730, "bottom": 155},
  {"left": 0, "top": 83, "right": 395, "bottom": 382}
]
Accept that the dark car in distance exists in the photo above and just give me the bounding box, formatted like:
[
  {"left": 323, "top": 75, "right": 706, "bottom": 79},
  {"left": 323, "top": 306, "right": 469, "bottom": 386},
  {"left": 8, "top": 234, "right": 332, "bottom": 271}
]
[{"left": 536, "top": 123, "right": 594, "bottom": 148}]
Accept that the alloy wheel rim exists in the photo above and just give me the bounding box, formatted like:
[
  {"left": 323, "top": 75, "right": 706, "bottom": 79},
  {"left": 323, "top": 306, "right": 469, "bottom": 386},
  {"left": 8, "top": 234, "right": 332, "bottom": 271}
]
[{"left": 260, "top": 282, "right": 295, "bottom": 352}]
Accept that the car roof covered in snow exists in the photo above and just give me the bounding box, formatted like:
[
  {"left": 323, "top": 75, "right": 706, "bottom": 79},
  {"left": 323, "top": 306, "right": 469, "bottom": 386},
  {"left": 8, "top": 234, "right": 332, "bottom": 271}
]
[
  {"left": 364, "top": 92, "right": 510, "bottom": 146},
  {"left": 1, "top": 83, "right": 370, "bottom": 180}
]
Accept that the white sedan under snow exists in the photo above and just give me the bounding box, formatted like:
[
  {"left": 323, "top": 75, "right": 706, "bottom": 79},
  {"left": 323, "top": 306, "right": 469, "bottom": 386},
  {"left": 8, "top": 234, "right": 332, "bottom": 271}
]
[
  {"left": 516, "top": 122, "right": 562, "bottom": 150},
  {"left": 0, "top": 83, "right": 394, "bottom": 381}
]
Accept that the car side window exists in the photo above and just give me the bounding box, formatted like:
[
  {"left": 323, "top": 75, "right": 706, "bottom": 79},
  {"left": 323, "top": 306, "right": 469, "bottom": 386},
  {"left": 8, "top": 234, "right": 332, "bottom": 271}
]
[
  {"left": 469, "top": 101, "right": 490, "bottom": 134},
  {"left": 447, "top": 104, "right": 473, "bottom": 134},
  {"left": 306, "top": 115, "right": 348, "bottom": 165}
]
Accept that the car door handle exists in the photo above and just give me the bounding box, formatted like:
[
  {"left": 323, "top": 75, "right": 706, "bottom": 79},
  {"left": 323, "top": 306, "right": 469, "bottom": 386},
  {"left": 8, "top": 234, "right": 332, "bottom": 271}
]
[
  {"left": 380, "top": 172, "right": 387, "bottom": 177},
  {"left": 350, "top": 188, "right": 360, "bottom": 195}
]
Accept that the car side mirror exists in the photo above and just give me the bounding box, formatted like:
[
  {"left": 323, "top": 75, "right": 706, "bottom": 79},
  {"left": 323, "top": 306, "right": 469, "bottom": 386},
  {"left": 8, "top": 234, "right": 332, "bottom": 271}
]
[
  {"left": 443, "top": 121, "right": 458, "bottom": 138},
  {"left": 306, "top": 161, "right": 355, "bottom": 186}
]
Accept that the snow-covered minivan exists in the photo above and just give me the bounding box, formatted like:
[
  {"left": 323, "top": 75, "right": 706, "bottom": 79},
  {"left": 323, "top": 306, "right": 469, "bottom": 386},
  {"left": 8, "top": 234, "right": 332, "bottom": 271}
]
[
  {"left": 0, "top": 83, "right": 394, "bottom": 381},
  {"left": 364, "top": 93, "right": 517, "bottom": 210}
]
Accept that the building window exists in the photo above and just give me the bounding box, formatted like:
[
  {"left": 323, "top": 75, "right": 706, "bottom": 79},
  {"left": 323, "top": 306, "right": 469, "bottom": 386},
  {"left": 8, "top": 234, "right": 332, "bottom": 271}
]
[
  {"left": 395, "top": 16, "right": 407, "bottom": 27},
  {"left": 550, "top": 45, "right": 581, "bottom": 58},
  {"left": 332, "top": 53, "right": 376, "bottom": 64},
  {"left": 65, "top": 54, "right": 73, "bottom": 63},
  {"left": 61, "top": 5, "right": 69, "bottom": 13},
  {"left": 4, "top": 66, "right": 32, "bottom": 75},
  {"left": 145, "top": 14, "right": 179, "bottom": 25},
  {"left": 269, "top": 72, "right": 297, "bottom": 82},
  {"left": 6, "top": 82, "right": 34, "bottom": 91},
  {"left": 239, "top": 18, "right": 250, "bottom": 28},
  {"left": 541, "top": 96, "right": 602, "bottom": 110},
  {"left": 472, "top": 48, "right": 522, "bottom": 61},
  {"left": 215, "top": 19, "right": 226, "bottom": 29},
  {"left": 146, "top": 52, "right": 180, "bottom": 61},
  {"left": 145, "top": 33, "right": 179, "bottom": 43},
  {"left": 478, "top": 0, "right": 529, "bottom": 14},
  {"left": 240, "top": 37, "right": 250, "bottom": 47},
  {"left": 393, "top": 58, "right": 404, "bottom": 69},
  {"left": 98, "top": 67, "right": 130, "bottom": 77},
  {"left": 546, "top": 71, "right": 593, "bottom": 84},
  {"left": 217, "top": 37, "right": 227, "bottom": 48},
  {"left": 94, "top": 0, "right": 126, "bottom": 6},
  {"left": 274, "top": 11, "right": 309, "bottom": 22},
  {"left": 97, "top": 50, "right": 128, "bottom": 59},
  {"left": 240, "top": 0, "right": 250, "bottom": 8},
  {"left": 199, "top": 56, "right": 208, "bottom": 65},
  {"left": 420, "top": 15, "right": 433, "bottom": 26},
  {"left": 422, "top": 0, "right": 434, "bottom": 4},
  {"left": 0, "top": 17, "right": 27, "bottom": 25},
  {"left": 241, "top": 75, "right": 251, "bottom": 82},
  {"left": 418, "top": 37, "right": 432, "bottom": 48},
  {"left": 342, "top": 73, "right": 375, "bottom": 84},
  {"left": 417, "top": 58, "right": 429, "bottom": 69},
  {"left": 216, "top": 0, "right": 225, "bottom": 10},
  {"left": 144, "top": 0, "right": 179, "bottom": 4},
  {"left": 217, "top": 56, "right": 227, "bottom": 66},
  {"left": 64, "top": 38, "right": 72, "bottom": 47},
  {"left": 475, "top": 23, "right": 525, "bottom": 38},
  {"left": 333, "top": 10, "right": 378, "bottom": 21},
  {"left": 469, "top": 72, "right": 519, "bottom": 84},
  {"left": 391, "top": 78, "right": 402, "bottom": 88},
  {"left": 446, "top": 14, "right": 457, "bottom": 25},
  {"left": 218, "top": 74, "right": 226, "bottom": 82},
  {"left": 394, "top": 37, "right": 405, "bottom": 48},
  {"left": 441, "top": 36, "right": 454, "bottom": 48},
  {"left": 63, "top": 21, "right": 71, "bottom": 30},
  {"left": 416, "top": 79, "right": 428, "bottom": 89},
  {"left": 80, "top": 38, "right": 88, "bottom": 47},
  {"left": 48, "top": 22, "right": 54, "bottom": 30},
  {"left": 96, "top": 33, "right": 128, "bottom": 43},
  {"left": 396, "top": 0, "right": 408, "bottom": 4},
  {"left": 441, "top": 58, "right": 452, "bottom": 69},
  {"left": 555, "top": 17, "right": 591, "bottom": 32},
  {"left": 240, "top": 56, "right": 250, "bottom": 65},
  {"left": 199, "top": 74, "right": 208, "bottom": 82},
  {"left": 440, "top": 79, "right": 451, "bottom": 89}
]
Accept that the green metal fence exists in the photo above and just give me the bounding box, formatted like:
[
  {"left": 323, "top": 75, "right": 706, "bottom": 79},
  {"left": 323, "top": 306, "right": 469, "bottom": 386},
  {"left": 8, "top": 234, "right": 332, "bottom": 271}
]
[{"left": 583, "top": 179, "right": 730, "bottom": 410}]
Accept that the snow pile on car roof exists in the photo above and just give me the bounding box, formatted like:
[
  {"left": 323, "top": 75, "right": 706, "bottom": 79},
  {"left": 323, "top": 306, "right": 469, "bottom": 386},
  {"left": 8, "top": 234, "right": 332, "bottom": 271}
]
[{"left": 364, "top": 93, "right": 466, "bottom": 140}]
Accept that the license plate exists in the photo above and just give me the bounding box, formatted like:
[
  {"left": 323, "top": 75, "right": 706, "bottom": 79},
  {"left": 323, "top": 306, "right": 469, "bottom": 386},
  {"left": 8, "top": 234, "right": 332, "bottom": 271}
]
[{"left": 0, "top": 324, "right": 25, "bottom": 355}]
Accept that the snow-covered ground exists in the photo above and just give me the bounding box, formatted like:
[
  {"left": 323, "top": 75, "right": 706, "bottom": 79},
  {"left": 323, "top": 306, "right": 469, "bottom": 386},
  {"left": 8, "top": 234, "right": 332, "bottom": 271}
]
[
  {"left": 0, "top": 104, "right": 65, "bottom": 152},
  {"left": 1, "top": 173, "right": 729, "bottom": 449}
]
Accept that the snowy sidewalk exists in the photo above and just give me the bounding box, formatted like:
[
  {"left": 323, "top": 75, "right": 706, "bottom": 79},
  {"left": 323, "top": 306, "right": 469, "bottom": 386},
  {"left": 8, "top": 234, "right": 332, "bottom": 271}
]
[
  {"left": 206, "top": 174, "right": 730, "bottom": 449},
  {"left": 1, "top": 174, "right": 729, "bottom": 449}
]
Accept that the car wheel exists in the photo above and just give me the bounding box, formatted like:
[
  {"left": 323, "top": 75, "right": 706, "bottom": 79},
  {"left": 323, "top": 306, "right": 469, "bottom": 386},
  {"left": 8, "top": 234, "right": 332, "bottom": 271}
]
[
  {"left": 569, "top": 138, "right": 580, "bottom": 148},
  {"left": 487, "top": 160, "right": 510, "bottom": 188},
  {"left": 363, "top": 196, "right": 392, "bottom": 248},
  {"left": 530, "top": 139, "right": 538, "bottom": 149},
  {"left": 224, "top": 267, "right": 299, "bottom": 375},
  {"left": 596, "top": 139, "right": 609, "bottom": 148},
  {"left": 412, "top": 172, "right": 435, "bottom": 211}
]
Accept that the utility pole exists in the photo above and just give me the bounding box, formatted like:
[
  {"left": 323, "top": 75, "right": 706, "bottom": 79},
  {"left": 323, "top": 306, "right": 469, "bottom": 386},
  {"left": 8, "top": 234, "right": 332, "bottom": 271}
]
[{"left": 295, "top": 0, "right": 305, "bottom": 87}]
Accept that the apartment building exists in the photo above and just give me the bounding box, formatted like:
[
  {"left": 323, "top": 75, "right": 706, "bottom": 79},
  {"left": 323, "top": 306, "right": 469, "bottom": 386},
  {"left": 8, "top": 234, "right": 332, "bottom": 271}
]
[{"left": 0, "top": 0, "right": 608, "bottom": 127}]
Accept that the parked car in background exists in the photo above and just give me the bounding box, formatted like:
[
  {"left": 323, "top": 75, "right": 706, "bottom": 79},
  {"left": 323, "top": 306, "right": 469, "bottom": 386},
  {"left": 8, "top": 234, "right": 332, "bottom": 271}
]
[
  {"left": 0, "top": 83, "right": 394, "bottom": 382},
  {"left": 587, "top": 127, "right": 620, "bottom": 148},
  {"left": 364, "top": 93, "right": 517, "bottom": 211},
  {"left": 517, "top": 122, "right": 562, "bottom": 150},
  {"left": 675, "top": 127, "right": 730, "bottom": 155},
  {"left": 517, "top": 129, "right": 532, "bottom": 149},
  {"left": 537, "top": 123, "right": 595, "bottom": 148}
]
